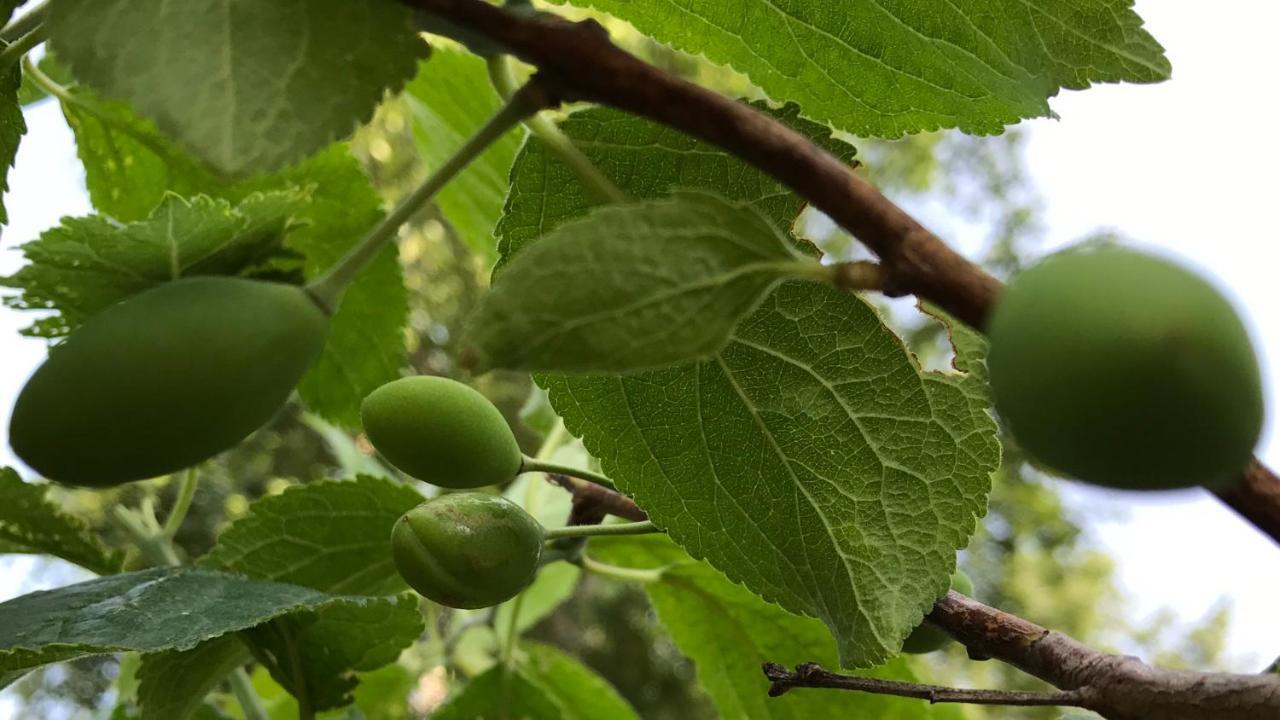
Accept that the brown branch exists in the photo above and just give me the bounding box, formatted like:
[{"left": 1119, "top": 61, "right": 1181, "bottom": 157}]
[
  {"left": 1216, "top": 459, "right": 1280, "bottom": 545},
  {"left": 547, "top": 473, "right": 648, "bottom": 523},
  {"left": 762, "top": 661, "right": 1086, "bottom": 708},
  {"left": 928, "top": 591, "right": 1280, "bottom": 720},
  {"left": 404, "top": 0, "right": 1280, "bottom": 547},
  {"left": 408, "top": 0, "right": 998, "bottom": 328}
]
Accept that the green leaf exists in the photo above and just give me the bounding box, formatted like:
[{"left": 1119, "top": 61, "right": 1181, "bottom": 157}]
[
  {"left": 245, "top": 595, "right": 423, "bottom": 713},
  {"left": 47, "top": 0, "right": 429, "bottom": 175},
  {"left": 431, "top": 664, "right": 563, "bottom": 720},
  {"left": 0, "top": 51, "right": 25, "bottom": 223},
  {"left": 136, "top": 636, "right": 249, "bottom": 720},
  {"left": 465, "top": 192, "right": 818, "bottom": 374},
  {"left": 518, "top": 642, "right": 641, "bottom": 719},
  {"left": 0, "top": 567, "right": 385, "bottom": 677},
  {"left": 141, "top": 477, "right": 424, "bottom": 719},
  {"left": 548, "top": 0, "right": 1169, "bottom": 137},
  {"left": 200, "top": 476, "right": 424, "bottom": 595},
  {"left": 404, "top": 48, "right": 523, "bottom": 261},
  {"left": 0, "top": 192, "right": 298, "bottom": 338},
  {"left": 0, "top": 467, "right": 122, "bottom": 575},
  {"left": 432, "top": 643, "right": 639, "bottom": 720},
  {"left": 498, "top": 107, "right": 998, "bottom": 667},
  {"left": 593, "top": 535, "right": 951, "bottom": 719}
]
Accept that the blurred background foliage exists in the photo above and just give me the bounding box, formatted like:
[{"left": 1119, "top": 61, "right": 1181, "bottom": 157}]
[{"left": 3, "top": 13, "right": 1231, "bottom": 720}]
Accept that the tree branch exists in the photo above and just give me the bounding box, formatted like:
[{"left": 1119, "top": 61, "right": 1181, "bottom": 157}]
[
  {"left": 546, "top": 477, "right": 1280, "bottom": 718},
  {"left": 928, "top": 591, "right": 1280, "bottom": 719},
  {"left": 1216, "top": 459, "right": 1280, "bottom": 545},
  {"left": 762, "top": 661, "right": 1086, "bottom": 708},
  {"left": 403, "top": 0, "right": 1280, "bottom": 547}
]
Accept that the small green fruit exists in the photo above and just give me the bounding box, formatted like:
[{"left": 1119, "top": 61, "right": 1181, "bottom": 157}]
[
  {"left": 988, "top": 247, "right": 1263, "bottom": 490},
  {"left": 10, "top": 277, "right": 328, "bottom": 487},
  {"left": 361, "top": 376, "right": 522, "bottom": 488},
  {"left": 391, "top": 493, "right": 544, "bottom": 608},
  {"left": 901, "top": 570, "right": 973, "bottom": 654}
]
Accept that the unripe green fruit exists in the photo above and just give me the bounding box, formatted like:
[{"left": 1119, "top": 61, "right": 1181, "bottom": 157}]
[
  {"left": 901, "top": 570, "right": 972, "bottom": 654},
  {"left": 361, "top": 376, "right": 522, "bottom": 488},
  {"left": 9, "top": 277, "right": 328, "bottom": 487},
  {"left": 988, "top": 247, "right": 1263, "bottom": 491},
  {"left": 391, "top": 493, "right": 544, "bottom": 608}
]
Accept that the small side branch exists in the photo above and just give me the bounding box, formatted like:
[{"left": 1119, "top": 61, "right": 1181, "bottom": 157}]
[{"left": 762, "top": 662, "right": 1085, "bottom": 708}]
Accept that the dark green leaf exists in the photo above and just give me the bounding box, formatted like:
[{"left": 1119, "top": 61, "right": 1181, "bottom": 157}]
[
  {"left": 245, "top": 595, "right": 423, "bottom": 712},
  {"left": 136, "top": 636, "right": 249, "bottom": 720},
  {"left": 546, "top": 0, "right": 1169, "bottom": 137},
  {"left": 48, "top": 0, "right": 429, "bottom": 175},
  {"left": 465, "top": 192, "right": 820, "bottom": 374},
  {"left": 200, "top": 476, "right": 424, "bottom": 595},
  {"left": 0, "top": 467, "right": 122, "bottom": 575},
  {"left": 0, "top": 51, "right": 24, "bottom": 223},
  {"left": 0, "top": 567, "right": 381, "bottom": 676}
]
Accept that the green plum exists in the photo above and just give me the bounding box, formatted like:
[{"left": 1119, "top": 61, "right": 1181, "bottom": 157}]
[
  {"left": 391, "top": 493, "right": 544, "bottom": 608},
  {"left": 988, "top": 247, "right": 1263, "bottom": 490},
  {"left": 361, "top": 376, "right": 522, "bottom": 488},
  {"left": 9, "top": 277, "right": 328, "bottom": 486}
]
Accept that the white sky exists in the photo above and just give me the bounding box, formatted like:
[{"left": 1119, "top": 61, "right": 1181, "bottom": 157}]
[{"left": 1, "top": 1, "right": 1278, "bottom": 714}]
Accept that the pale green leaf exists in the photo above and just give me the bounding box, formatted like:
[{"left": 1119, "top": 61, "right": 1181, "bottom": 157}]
[
  {"left": 431, "top": 664, "right": 564, "bottom": 720},
  {"left": 518, "top": 642, "right": 640, "bottom": 720},
  {"left": 0, "top": 567, "right": 384, "bottom": 676},
  {"left": 0, "top": 467, "right": 122, "bottom": 575},
  {"left": 245, "top": 595, "right": 423, "bottom": 712},
  {"left": 466, "top": 192, "right": 817, "bottom": 374},
  {"left": 431, "top": 643, "right": 639, "bottom": 720},
  {"left": 404, "top": 48, "right": 523, "bottom": 261},
  {"left": 0, "top": 192, "right": 297, "bottom": 338},
  {"left": 594, "top": 535, "right": 953, "bottom": 719},
  {"left": 47, "top": 0, "right": 429, "bottom": 175},
  {"left": 201, "top": 476, "right": 424, "bottom": 595},
  {"left": 550, "top": 0, "right": 1169, "bottom": 137},
  {"left": 498, "top": 107, "right": 998, "bottom": 666}
]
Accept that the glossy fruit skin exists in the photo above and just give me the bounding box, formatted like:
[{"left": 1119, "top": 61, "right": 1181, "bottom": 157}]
[
  {"left": 9, "top": 277, "right": 328, "bottom": 487},
  {"left": 361, "top": 376, "right": 522, "bottom": 488},
  {"left": 901, "top": 570, "right": 973, "bottom": 654},
  {"left": 988, "top": 248, "right": 1263, "bottom": 491},
  {"left": 391, "top": 493, "right": 544, "bottom": 609}
]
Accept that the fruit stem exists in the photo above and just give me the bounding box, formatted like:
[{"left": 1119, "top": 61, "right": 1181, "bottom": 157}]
[
  {"left": 578, "top": 555, "right": 666, "bottom": 584},
  {"left": 543, "top": 520, "right": 658, "bottom": 540},
  {"left": 163, "top": 467, "right": 199, "bottom": 538},
  {"left": 229, "top": 668, "right": 271, "bottom": 720},
  {"left": 305, "top": 82, "right": 551, "bottom": 312},
  {"left": 0, "top": 22, "right": 45, "bottom": 68},
  {"left": 520, "top": 455, "right": 616, "bottom": 491},
  {"left": 486, "top": 54, "right": 628, "bottom": 204},
  {"left": 0, "top": 1, "right": 49, "bottom": 43}
]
